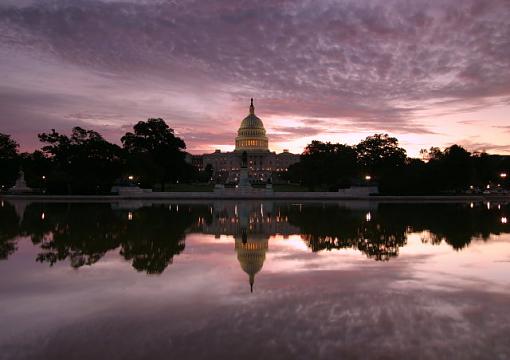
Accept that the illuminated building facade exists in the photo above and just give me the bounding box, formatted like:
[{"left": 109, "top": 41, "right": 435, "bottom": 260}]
[{"left": 193, "top": 99, "right": 300, "bottom": 184}]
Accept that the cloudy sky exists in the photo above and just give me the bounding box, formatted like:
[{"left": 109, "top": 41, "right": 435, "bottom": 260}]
[{"left": 1, "top": 0, "right": 509, "bottom": 156}]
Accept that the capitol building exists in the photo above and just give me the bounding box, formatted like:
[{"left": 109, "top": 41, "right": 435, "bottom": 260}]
[{"left": 193, "top": 99, "right": 300, "bottom": 184}]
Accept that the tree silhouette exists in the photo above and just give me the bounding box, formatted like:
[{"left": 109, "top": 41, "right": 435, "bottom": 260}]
[
  {"left": 20, "top": 151, "right": 53, "bottom": 190},
  {"left": 286, "top": 141, "right": 358, "bottom": 190},
  {"left": 121, "top": 118, "right": 191, "bottom": 190},
  {"left": 38, "top": 127, "right": 123, "bottom": 194},
  {"left": 0, "top": 133, "right": 20, "bottom": 189},
  {"left": 427, "top": 145, "right": 472, "bottom": 192},
  {"left": 356, "top": 133, "right": 407, "bottom": 180}
]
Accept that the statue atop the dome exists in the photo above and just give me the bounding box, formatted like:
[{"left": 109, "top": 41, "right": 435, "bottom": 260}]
[{"left": 249, "top": 98, "right": 254, "bottom": 115}]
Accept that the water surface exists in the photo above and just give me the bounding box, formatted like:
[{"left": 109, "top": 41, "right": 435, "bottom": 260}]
[{"left": 1, "top": 200, "right": 509, "bottom": 359}]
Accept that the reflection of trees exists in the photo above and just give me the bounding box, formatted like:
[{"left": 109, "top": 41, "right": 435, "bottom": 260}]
[
  {"left": 383, "top": 203, "right": 510, "bottom": 250},
  {"left": 119, "top": 205, "right": 207, "bottom": 274},
  {"left": 288, "top": 205, "right": 359, "bottom": 251},
  {"left": 17, "top": 202, "right": 211, "bottom": 274},
  {"left": 354, "top": 223, "right": 406, "bottom": 261},
  {"left": 21, "top": 203, "right": 123, "bottom": 268},
  {"left": 19, "top": 203, "right": 56, "bottom": 244},
  {"left": 0, "top": 202, "right": 19, "bottom": 259},
  {"left": 3, "top": 201, "right": 510, "bottom": 267},
  {"left": 286, "top": 203, "right": 510, "bottom": 258},
  {"left": 285, "top": 204, "right": 407, "bottom": 261}
]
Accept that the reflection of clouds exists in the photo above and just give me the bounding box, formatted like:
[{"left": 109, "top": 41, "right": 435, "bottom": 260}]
[
  {"left": 3, "top": 265, "right": 510, "bottom": 359},
  {"left": 405, "top": 233, "right": 510, "bottom": 292}
]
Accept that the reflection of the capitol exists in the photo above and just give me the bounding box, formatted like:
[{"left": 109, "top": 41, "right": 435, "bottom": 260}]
[
  {"left": 1, "top": 200, "right": 509, "bottom": 292},
  {"left": 192, "top": 202, "right": 297, "bottom": 239},
  {"left": 193, "top": 201, "right": 298, "bottom": 292}
]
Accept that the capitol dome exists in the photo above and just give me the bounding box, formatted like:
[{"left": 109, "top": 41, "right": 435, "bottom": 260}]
[{"left": 235, "top": 99, "right": 269, "bottom": 152}]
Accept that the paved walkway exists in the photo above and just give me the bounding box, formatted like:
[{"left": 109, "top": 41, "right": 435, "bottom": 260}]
[{"left": 1, "top": 192, "right": 509, "bottom": 202}]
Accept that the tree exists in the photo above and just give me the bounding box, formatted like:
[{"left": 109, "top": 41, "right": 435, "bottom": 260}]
[
  {"left": 20, "top": 151, "right": 53, "bottom": 190},
  {"left": 121, "top": 118, "right": 189, "bottom": 190},
  {"left": 427, "top": 145, "right": 472, "bottom": 192},
  {"left": 287, "top": 141, "right": 358, "bottom": 190},
  {"left": 471, "top": 152, "right": 510, "bottom": 189},
  {"left": 38, "top": 127, "right": 123, "bottom": 194},
  {"left": 356, "top": 134, "right": 407, "bottom": 179},
  {"left": 0, "top": 133, "right": 20, "bottom": 190},
  {"left": 379, "top": 157, "right": 429, "bottom": 195}
]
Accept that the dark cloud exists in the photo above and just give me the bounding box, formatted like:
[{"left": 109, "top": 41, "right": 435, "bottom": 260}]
[
  {"left": 455, "top": 139, "right": 510, "bottom": 154},
  {"left": 269, "top": 125, "right": 326, "bottom": 141},
  {"left": 0, "top": 0, "right": 510, "bottom": 152}
]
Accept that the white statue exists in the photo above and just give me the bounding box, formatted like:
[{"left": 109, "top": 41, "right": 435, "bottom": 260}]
[{"left": 10, "top": 170, "right": 33, "bottom": 193}]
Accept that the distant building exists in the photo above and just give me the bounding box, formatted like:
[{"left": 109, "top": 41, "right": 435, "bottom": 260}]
[{"left": 192, "top": 99, "right": 300, "bottom": 183}]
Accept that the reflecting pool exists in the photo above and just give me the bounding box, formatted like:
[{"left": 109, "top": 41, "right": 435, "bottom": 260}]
[{"left": 1, "top": 200, "right": 509, "bottom": 359}]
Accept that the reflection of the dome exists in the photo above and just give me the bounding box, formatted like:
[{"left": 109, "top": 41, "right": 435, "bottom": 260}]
[
  {"left": 234, "top": 202, "right": 272, "bottom": 292},
  {"left": 236, "top": 237, "right": 268, "bottom": 293}
]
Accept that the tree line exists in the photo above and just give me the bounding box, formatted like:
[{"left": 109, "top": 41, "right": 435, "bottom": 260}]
[
  {"left": 285, "top": 134, "right": 510, "bottom": 194},
  {"left": 1, "top": 122, "right": 509, "bottom": 194},
  {"left": 0, "top": 118, "right": 209, "bottom": 194}
]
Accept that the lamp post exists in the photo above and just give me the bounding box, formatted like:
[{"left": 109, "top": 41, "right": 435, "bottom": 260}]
[
  {"left": 42, "top": 175, "right": 46, "bottom": 194},
  {"left": 501, "top": 173, "right": 508, "bottom": 190}
]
